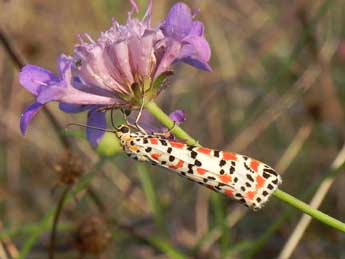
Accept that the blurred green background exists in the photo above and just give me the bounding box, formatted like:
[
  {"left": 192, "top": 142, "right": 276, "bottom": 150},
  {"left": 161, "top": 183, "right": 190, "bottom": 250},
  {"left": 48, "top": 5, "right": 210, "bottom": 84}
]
[{"left": 1, "top": 0, "right": 345, "bottom": 258}]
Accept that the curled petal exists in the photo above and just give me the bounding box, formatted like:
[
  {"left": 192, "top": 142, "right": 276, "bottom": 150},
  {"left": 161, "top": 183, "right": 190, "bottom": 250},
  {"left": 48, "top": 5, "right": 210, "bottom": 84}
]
[
  {"left": 181, "top": 35, "right": 211, "bottom": 62},
  {"left": 20, "top": 102, "right": 44, "bottom": 135},
  {"left": 179, "top": 57, "right": 212, "bottom": 72},
  {"left": 19, "top": 65, "right": 59, "bottom": 95},
  {"left": 86, "top": 110, "right": 107, "bottom": 147}
]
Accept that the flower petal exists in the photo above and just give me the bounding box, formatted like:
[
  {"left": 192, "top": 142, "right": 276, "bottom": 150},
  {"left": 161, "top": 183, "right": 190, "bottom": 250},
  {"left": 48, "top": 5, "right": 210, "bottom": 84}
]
[
  {"left": 179, "top": 56, "right": 212, "bottom": 71},
  {"left": 154, "top": 40, "right": 181, "bottom": 78},
  {"left": 177, "top": 35, "right": 212, "bottom": 71},
  {"left": 161, "top": 2, "right": 193, "bottom": 40},
  {"left": 20, "top": 102, "right": 44, "bottom": 135},
  {"left": 57, "top": 55, "right": 73, "bottom": 81},
  {"left": 74, "top": 44, "right": 130, "bottom": 95},
  {"left": 104, "top": 40, "right": 134, "bottom": 85},
  {"left": 142, "top": 0, "right": 153, "bottom": 25},
  {"left": 129, "top": 0, "right": 139, "bottom": 14},
  {"left": 19, "top": 65, "right": 59, "bottom": 95},
  {"left": 36, "top": 85, "right": 65, "bottom": 104},
  {"left": 180, "top": 35, "right": 211, "bottom": 63},
  {"left": 86, "top": 110, "right": 106, "bottom": 147},
  {"left": 128, "top": 31, "right": 156, "bottom": 77},
  {"left": 59, "top": 103, "right": 92, "bottom": 113},
  {"left": 190, "top": 21, "right": 204, "bottom": 37}
]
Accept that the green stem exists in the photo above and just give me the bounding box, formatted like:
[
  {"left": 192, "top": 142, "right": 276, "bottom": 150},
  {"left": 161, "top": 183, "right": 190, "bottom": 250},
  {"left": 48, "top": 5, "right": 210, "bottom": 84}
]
[
  {"left": 144, "top": 101, "right": 345, "bottom": 233},
  {"left": 273, "top": 189, "right": 345, "bottom": 232}
]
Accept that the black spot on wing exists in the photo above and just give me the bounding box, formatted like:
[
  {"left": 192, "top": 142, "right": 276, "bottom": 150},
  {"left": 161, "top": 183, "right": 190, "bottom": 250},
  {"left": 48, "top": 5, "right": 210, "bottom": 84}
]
[
  {"left": 187, "top": 146, "right": 194, "bottom": 151},
  {"left": 194, "top": 160, "right": 202, "bottom": 167},
  {"left": 160, "top": 139, "right": 168, "bottom": 146},
  {"left": 219, "top": 160, "right": 226, "bottom": 167}
]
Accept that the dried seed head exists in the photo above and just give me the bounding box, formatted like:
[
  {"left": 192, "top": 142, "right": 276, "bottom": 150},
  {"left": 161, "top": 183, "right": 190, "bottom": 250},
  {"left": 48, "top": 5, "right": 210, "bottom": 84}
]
[
  {"left": 54, "top": 151, "right": 83, "bottom": 185},
  {"left": 74, "top": 215, "right": 112, "bottom": 255}
]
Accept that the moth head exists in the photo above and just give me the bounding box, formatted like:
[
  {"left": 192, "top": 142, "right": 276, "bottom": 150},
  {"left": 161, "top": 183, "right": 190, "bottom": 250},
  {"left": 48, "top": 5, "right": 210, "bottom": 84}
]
[{"left": 115, "top": 124, "right": 131, "bottom": 139}]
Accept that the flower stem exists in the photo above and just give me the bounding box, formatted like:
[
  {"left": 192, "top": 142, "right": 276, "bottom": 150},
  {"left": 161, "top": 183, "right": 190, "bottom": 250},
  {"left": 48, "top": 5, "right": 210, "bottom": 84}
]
[
  {"left": 273, "top": 189, "right": 345, "bottom": 232},
  {"left": 144, "top": 100, "right": 345, "bottom": 232}
]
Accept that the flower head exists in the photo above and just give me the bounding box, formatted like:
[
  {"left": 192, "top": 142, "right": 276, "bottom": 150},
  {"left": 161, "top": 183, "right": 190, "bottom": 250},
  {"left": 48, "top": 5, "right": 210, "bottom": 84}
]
[{"left": 19, "top": 1, "right": 211, "bottom": 146}]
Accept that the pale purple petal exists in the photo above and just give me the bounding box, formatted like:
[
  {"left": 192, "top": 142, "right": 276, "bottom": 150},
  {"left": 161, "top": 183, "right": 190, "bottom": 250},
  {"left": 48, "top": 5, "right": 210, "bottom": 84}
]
[
  {"left": 129, "top": 0, "right": 139, "bottom": 14},
  {"left": 35, "top": 79, "right": 121, "bottom": 106},
  {"left": 75, "top": 44, "right": 130, "bottom": 95},
  {"left": 58, "top": 55, "right": 73, "bottom": 80},
  {"left": 20, "top": 102, "right": 44, "bottom": 135},
  {"left": 161, "top": 3, "right": 193, "bottom": 40},
  {"left": 169, "top": 110, "right": 186, "bottom": 125},
  {"left": 86, "top": 110, "right": 106, "bottom": 147},
  {"left": 19, "top": 65, "right": 59, "bottom": 95},
  {"left": 128, "top": 32, "right": 155, "bottom": 77},
  {"left": 104, "top": 41, "right": 134, "bottom": 85},
  {"left": 36, "top": 86, "right": 65, "bottom": 104},
  {"left": 142, "top": 0, "right": 153, "bottom": 25},
  {"left": 154, "top": 40, "right": 181, "bottom": 78}
]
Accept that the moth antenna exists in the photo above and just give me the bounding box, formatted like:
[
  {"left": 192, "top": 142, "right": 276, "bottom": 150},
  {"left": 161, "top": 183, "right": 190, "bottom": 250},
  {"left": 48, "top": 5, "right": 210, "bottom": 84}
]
[{"left": 65, "top": 123, "right": 116, "bottom": 133}]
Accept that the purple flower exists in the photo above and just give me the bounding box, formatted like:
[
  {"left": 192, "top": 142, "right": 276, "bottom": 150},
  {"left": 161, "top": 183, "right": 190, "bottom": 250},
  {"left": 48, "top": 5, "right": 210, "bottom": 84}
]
[
  {"left": 159, "top": 2, "right": 212, "bottom": 73},
  {"left": 19, "top": 0, "right": 211, "bottom": 147}
]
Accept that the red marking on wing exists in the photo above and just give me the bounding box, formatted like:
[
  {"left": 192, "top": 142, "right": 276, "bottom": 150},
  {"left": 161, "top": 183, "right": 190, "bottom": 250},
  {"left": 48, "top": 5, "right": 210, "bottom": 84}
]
[
  {"left": 196, "top": 147, "right": 211, "bottom": 155},
  {"left": 250, "top": 160, "right": 260, "bottom": 173},
  {"left": 169, "top": 160, "right": 184, "bottom": 170},
  {"left": 219, "top": 175, "right": 232, "bottom": 184},
  {"left": 149, "top": 138, "right": 158, "bottom": 145},
  {"left": 151, "top": 153, "right": 161, "bottom": 160},
  {"left": 246, "top": 191, "right": 255, "bottom": 201},
  {"left": 196, "top": 168, "right": 207, "bottom": 175},
  {"left": 224, "top": 190, "right": 234, "bottom": 198},
  {"left": 222, "top": 152, "right": 237, "bottom": 161},
  {"left": 170, "top": 142, "right": 185, "bottom": 149},
  {"left": 255, "top": 175, "right": 265, "bottom": 189}
]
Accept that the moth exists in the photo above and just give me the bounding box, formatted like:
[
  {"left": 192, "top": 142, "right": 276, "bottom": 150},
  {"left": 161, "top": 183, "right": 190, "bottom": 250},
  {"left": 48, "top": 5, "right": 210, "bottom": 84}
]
[{"left": 115, "top": 124, "right": 282, "bottom": 210}]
